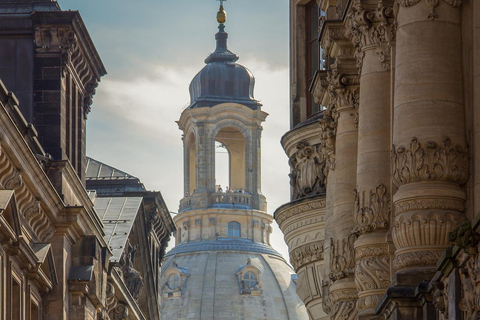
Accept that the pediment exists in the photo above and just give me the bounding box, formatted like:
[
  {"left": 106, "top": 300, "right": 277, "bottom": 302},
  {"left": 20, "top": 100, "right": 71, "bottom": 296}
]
[
  {"left": 0, "top": 190, "right": 22, "bottom": 241},
  {"left": 31, "top": 243, "right": 58, "bottom": 291}
]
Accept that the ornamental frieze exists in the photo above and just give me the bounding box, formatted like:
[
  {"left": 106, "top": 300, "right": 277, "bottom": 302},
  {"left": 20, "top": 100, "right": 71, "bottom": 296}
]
[
  {"left": 288, "top": 141, "right": 326, "bottom": 200},
  {"left": 392, "top": 137, "right": 468, "bottom": 187},
  {"left": 394, "top": 197, "right": 465, "bottom": 216},
  {"left": 353, "top": 184, "right": 390, "bottom": 235},
  {"left": 289, "top": 240, "right": 325, "bottom": 271},
  {"left": 275, "top": 197, "right": 326, "bottom": 226},
  {"left": 330, "top": 234, "right": 357, "bottom": 281}
]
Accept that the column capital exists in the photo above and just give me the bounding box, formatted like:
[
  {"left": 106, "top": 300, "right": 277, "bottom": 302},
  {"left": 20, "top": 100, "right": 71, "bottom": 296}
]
[{"left": 345, "top": 1, "right": 395, "bottom": 71}]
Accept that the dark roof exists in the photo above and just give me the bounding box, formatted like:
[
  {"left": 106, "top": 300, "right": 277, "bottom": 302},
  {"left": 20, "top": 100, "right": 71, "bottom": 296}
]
[{"left": 188, "top": 24, "right": 261, "bottom": 110}]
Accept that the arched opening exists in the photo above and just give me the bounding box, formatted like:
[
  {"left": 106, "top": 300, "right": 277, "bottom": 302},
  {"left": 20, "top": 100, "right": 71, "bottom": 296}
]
[
  {"left": 187, "top": 132, "right": 196, "bottom": 195},
  {"left": 228, "top": 221, "right": 241, "bottom": 237},
  {"left": 215, "top": 127, "right": 246, "bottom": 193}
]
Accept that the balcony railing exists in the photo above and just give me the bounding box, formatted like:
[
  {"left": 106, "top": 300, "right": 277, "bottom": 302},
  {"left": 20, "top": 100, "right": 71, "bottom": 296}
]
[
  {"left": 211, "top": 192, "right": 252, "bottom": 206},
  {"left": 179, "top": 197, "right": 192, "bottom": 212}
]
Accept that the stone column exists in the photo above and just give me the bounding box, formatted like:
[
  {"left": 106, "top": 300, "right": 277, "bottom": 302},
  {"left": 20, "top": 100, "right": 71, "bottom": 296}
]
[
  {"left": 346, "top": 1, "right": 395, "bottom": 318},
  {"left": 325, "top": 72, "right": 360, "bottom": 320},
  {"left": 391, "top": 0, "right": 467, "bottom": 285}
]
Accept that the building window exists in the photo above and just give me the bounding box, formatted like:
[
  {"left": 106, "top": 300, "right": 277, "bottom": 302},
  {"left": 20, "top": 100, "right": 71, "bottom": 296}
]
[
  {"left": 167, "top": 273, "right": 180, "bottom": 290},
  {"left": 306, "top": 1, "right": 320, "bottom": 117},
  {"left": 228, "top": 221, "right": 241, "bottom": 237},
  {"left": 243, "top": 271, "right": 257, "bottom": 288}
]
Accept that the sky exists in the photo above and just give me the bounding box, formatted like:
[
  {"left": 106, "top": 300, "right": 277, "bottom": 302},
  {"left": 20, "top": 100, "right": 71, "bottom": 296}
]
[{"left": 58, "top": 0, "right": 292, "bottom": 261}]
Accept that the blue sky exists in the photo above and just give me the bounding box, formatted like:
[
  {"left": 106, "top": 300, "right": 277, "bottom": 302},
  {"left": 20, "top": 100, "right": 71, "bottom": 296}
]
[{"left": 57, "top": 0, "right": 292, "bottom": 260}]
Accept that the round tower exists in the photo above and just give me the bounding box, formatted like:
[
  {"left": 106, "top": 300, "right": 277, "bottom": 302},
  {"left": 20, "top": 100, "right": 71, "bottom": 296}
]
[{"left": 161, "top": 4, "right": 308, "bottom": 320}]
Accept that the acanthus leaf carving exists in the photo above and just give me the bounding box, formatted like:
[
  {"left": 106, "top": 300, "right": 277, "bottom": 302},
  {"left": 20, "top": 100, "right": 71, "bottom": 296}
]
[
  {"left": 345, "top": 2, "right": 395, "bottom": 72},
  {"left": 353, "top": 184, "right": 390, "bottom": 235},
  {"left": 397, "top": 0, "right": 462, "bottom": 20},
  {"left": 288, "top": 141, "right": 326, "bottom": 200},
  {"left": 330, "top": 234, "right": 357, "bottom": 281},
  {"left": 392, "top": 137, "right": 468, "bottom": 187},
  {"left": 319, "top": 104, "right": 338, "bottom": 176},
  {"left": 448, "top": 220, "right": 480, "bottom": 254}
]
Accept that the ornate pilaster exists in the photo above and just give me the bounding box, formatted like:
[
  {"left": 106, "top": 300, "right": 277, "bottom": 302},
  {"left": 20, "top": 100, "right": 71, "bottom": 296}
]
[{"left": 344, "top": 1, "right": 395, "bottom": 318}]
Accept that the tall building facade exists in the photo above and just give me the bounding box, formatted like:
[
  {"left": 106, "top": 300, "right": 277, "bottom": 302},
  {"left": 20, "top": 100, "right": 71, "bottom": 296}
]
[
  {"left": 0, "top": 1, "right": 175, "bottom": 319},
  {"left": 160, "top": 5, "right": 309, "bottom": 320},
  {"left": 275, "top": 0, "right": 480, "bottom": 319}
]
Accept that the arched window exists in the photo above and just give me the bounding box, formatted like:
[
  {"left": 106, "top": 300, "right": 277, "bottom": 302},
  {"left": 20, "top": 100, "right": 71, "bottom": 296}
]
[
  {"left": 228, "top": 221, "right": 241, "bottom": 237},
  {"left": 167, "top": 273, "right": 180, "bottom": 290}
]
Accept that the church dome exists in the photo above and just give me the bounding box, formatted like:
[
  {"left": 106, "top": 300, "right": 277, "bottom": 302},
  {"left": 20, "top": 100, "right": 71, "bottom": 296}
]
[
  {"left": 161, "top": 239, "right": 308, "bottom": 320},
  {"left": 188, "top": 23, "right": 261, "bottom": 110}
]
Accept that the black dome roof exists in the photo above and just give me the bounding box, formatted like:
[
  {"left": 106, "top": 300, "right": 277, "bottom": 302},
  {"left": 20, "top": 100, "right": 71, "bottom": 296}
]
[{"left": 188, "top": 24, "right": 261, "bottom": 110}]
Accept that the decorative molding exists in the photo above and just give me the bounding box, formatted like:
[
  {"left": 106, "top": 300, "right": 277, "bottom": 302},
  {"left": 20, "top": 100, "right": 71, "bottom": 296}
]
[
  {"left": 353, "top": 184, "right": 390, "bottom": 234},
  {"left": 322, "top": 280, "right": 333, "bottom": 315},
  {"left": 275, "top": 198, "right": 326, "bottom": 226},
  {"left": 345, "top": 1, "right": 395, "bottom": 71},
  {"left": 394, "top": 198, "right": 465, "bottom": 215},
  {"left": 330, "top": 235, "right": 357, "bottom": 281},
  {"left": 392, "top": 137, "right": 468, "bottom": 187},
  {"left": 288, "top": 141, "right": 326, "bottom": 200},
  {"left": 289, "top": 240, "right": 325, "bottom": 270}
]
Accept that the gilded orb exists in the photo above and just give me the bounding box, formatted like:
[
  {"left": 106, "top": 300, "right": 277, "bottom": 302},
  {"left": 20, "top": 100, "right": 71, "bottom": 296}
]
[{"left": 217, "top": 6, "right": 227, "bottom": 24}]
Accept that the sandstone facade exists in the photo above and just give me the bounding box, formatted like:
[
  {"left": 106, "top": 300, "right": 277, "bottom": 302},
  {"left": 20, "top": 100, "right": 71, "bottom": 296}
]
[{"left": 275, "top": 0, "right": 480, "bottom": 319}]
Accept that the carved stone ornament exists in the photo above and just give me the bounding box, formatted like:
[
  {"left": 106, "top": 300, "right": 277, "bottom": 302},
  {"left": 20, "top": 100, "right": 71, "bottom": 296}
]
[
  {"left": 392, "top": 137, "right": 468, "bottom": 188},
  {"left": 431, "top": 281, "right": 448, "bottom": 319},
  {"left": 329, "top": 290, "right": 358, "bottom": 320},
  {"left": 112, "top": 303, "right": 128, "bottom": 320},
  {"left": 289, "top": 240, "right": 325, "bottom": 271},
  {"left": 459, "top": 252, "right": 480, "bottom": 319},
  {"left": 121, "top": 242, "right": 144, "bottom": 300},
  {"left": 448, "top": 220, "right": 480, "bottom": 254},
  {"left": 353, "top": 184, "right": 390, "bottom": 234},
  {"left": 355, "top": 255, "right": 390, "bottom": 311},
  {"left": 345, "top": 1, "right": 395, "bottom": 72},
  {"left": 322, "top": 280, "right": 333, "bottom": 315},
  {"left": 330, "top": 234, "right": 357, "bottom": 281},
  {"left": 319, "top": 104, "right": 339, "bottom": 175},
  {"left": 396, "top": 0, "right": 462, "bottom": 20},
  {"left": 288, "top": 141, "right": 326, "bottom": 199}
]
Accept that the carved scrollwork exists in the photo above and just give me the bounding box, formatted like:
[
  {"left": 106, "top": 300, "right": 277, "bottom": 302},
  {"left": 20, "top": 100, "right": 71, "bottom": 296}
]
[
  {"left": 288, "top": 141, "right": 326, "bottom": 199},
  {"left": 353, "top": 184, "right": 390, "bottom": 235},
  {"left": 392, "top": 137, "right": 468, "bottom": 187},
  {"left": 330, "top": 235, "right": 357, "bottom": 281},
  {"left": 289, "top": 240, "right": 325, "bottom": 271},
  {"left": 331, "top": 300, "right": 357, "bottom": 320},
  {"left": 112, "top": 304, "right": 128, "bottom": 320},
  {"left": 355, "top": 255, "right": 390, "bottom": 292}
]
